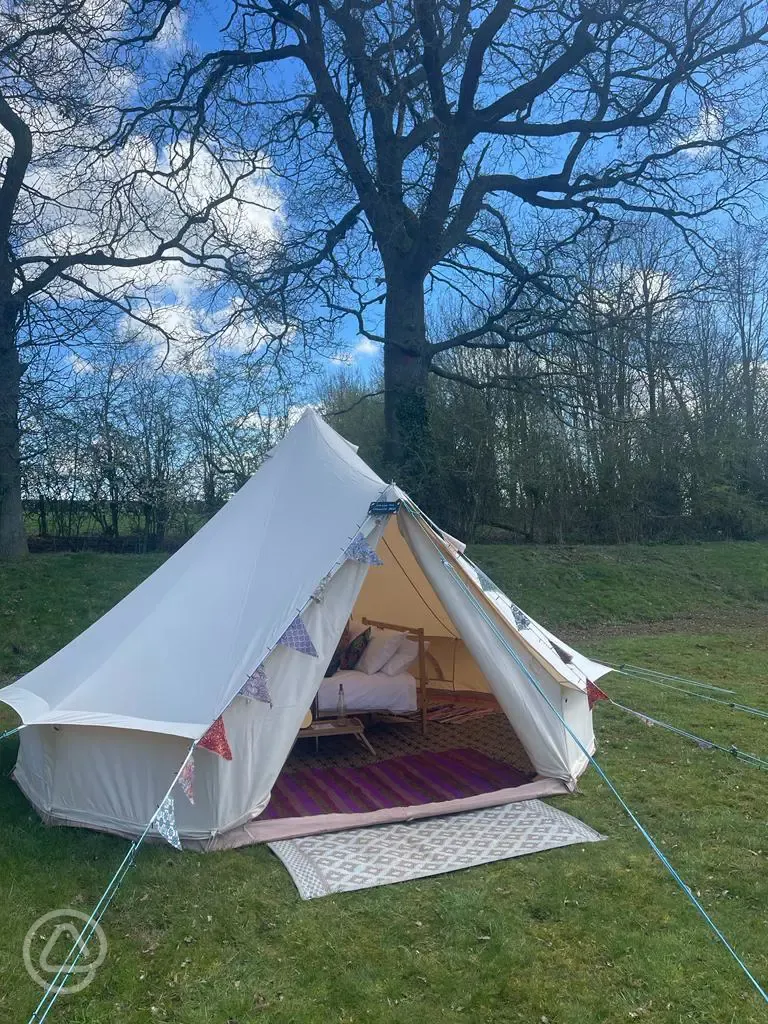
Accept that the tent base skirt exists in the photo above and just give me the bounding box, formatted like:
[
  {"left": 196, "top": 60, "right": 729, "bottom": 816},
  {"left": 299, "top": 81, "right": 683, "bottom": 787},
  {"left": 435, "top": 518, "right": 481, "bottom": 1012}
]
[{"left": 15, "top": 769, "right": 568, "bottom": 850}]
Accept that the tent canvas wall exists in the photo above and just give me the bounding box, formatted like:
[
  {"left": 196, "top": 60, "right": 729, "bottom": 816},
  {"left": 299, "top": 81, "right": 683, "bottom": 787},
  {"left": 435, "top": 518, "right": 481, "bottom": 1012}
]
[{"left": 0, "top": 410, "right": 610, "bottom": 849}]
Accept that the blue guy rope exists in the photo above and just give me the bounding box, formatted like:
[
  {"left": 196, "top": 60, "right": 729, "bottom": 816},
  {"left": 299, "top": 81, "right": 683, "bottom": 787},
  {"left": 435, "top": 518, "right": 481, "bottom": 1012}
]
[
  {"left": 0, "top": 725, "right": 24, "bottom": 742},
  {"left": 611, "top": 672, "right": 768, "bottom": 721},
  {"left": 612, "top": 663, "right": 736, "bottom": 694},
  {"left": 400, "top": 499, "right": 768, "bottom": 1007},
  {"left": 607, "top": 701, "right": 768, "bottom": 771},
  {"left": 28, "top": 742, "right": 196, "bottom": 1024}
]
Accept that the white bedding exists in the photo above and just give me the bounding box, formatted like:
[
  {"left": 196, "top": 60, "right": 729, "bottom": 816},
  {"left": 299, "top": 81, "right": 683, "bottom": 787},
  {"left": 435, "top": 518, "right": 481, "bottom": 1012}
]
[{"left": 317, "top": 669, "right": 418, "bottom": 714}]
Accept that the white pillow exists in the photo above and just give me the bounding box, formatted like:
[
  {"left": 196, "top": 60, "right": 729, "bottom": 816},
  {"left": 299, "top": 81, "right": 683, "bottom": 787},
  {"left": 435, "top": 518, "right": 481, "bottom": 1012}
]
[
  {"left": 381, "top": 637, "right": 429, "bottom": 676},
  {"left": 357, "top": 628, "right": 404, "bottom": 675}
]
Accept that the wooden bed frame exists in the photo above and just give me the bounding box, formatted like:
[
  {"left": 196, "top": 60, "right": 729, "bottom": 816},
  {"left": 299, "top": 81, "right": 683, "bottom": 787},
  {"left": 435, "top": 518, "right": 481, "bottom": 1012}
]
[
  {"left": 361, "top": 617, "right": 430, "bottom": 734},
  {"left": 315, "top": 618, "right": 501, "bottom": 737},
  {"left": 357, "top": 618, "right": 500, "bottom": 729}
]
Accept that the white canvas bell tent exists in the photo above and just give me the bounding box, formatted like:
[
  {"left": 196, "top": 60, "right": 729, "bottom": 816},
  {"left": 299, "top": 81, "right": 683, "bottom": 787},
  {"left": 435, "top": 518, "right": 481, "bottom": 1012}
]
[{"left": 0, "top": 409, "right": 610, "bottom": 850}]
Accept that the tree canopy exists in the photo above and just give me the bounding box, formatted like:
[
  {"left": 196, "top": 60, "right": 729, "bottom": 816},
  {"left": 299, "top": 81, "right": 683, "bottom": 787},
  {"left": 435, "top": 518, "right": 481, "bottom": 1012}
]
[{"left": 136, "top": 0, "right": 768, "bottom": 495}]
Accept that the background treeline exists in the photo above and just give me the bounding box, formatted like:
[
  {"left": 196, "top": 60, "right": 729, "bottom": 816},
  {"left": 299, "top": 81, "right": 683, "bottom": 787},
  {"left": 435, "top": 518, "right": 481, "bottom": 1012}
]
[
  {"left": 21, "top": 339, "right": 296, "bottom": 552},
  {"left": 20, "top": 226, "right": 768, "bottom": 549},
  {"left": 326, "top": 228, "right": 768, "bottom": 544}
]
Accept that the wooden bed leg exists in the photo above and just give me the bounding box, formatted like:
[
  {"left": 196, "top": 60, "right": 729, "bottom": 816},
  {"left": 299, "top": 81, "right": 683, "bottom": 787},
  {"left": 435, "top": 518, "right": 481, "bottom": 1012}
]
[{"left": 416, "top": 628, "right": 428, "bottom": 736}]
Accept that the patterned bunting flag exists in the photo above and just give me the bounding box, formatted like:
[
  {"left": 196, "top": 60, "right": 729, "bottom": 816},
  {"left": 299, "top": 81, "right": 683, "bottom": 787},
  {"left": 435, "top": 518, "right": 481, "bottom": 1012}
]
[
  {"left": 240, "top": 665, "right": 272, "bottom": 706},
  {"left": 278, "top": 614, "right": 318, "bottom": 657},
  {"left": 198, "top": 716, "right": 233, "bottom": 760},
  {"left": 345, "top": 532, "right": 384, "bottom": 566},
  {"left": 156, "top": 795, "right": 182, "bottom": 850},
  {"left": 509, "top": 602, "right": 531, "bottom": 632},
  {"left": 178, "top": 757, "right": 195, "bottom": 804},
  {"left": 311, "top": 572, "right": 332, "bottom": 603},
  {"left": 586, "top": 679, "right": 610, "bottom": 711},
  {"left": 474, "top": 567, "right": 498, "bottom": 594}
]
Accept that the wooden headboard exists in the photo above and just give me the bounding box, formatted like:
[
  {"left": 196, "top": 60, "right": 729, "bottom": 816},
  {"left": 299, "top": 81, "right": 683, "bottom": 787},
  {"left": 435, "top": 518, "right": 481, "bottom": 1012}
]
[{"left": 361, "top": 617, "right": 429, "bottom": 734}]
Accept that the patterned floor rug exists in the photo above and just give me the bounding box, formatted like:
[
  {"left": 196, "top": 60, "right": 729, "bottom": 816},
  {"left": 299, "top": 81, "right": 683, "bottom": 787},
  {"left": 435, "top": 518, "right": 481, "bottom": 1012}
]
[
  {"left": 269, "top": 799, "right": 606, "bottom": 899},
  {"left": 260, "top": 747, "right": 532, "bottom": 819},
  {"left": 284, "top": 712, "right": 532, "bottom": 775}
]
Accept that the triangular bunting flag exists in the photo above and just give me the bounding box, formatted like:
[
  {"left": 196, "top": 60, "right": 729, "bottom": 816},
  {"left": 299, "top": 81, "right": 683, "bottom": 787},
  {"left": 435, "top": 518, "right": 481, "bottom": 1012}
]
[
  {"left": 198, "top": 716, "right": 233, "bottom": 760},
  {"left": 587, "top": 680, "right": 610, "bottom": 711},
  {"left": 509, "top": 603, "right": 531, "bottom": 632},
  {"left": 345, "top": 532, "right": 384, "bottom": 566},
  {"left": 549, "top": 639, "right": 573, "bottom": 664},
  {"left": 474, "top": 567, "right": 498, "bottom": 595},
  {"left": 278, "top": 614, "right": 318, "bottom": 657},
  {"left": 178, "top": 757, "right": 195, "bottom": 804},
  {"left": 311, "top": 572, "right": 332, "bottom": 603},
  {"left": 240, "top": 665, "right": 272, "bottom": 706},
  {"left": 156, "top": 795, "right": 182, "bottom": 850}
]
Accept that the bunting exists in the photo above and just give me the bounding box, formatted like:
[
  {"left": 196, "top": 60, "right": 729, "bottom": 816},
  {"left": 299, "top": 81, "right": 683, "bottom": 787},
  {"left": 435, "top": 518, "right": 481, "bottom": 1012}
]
[
  {"left": 587, "top": 680, "right": 610, "bottom": 711},
  {"left": 198, "top": 716, "right": 233, "bottom": 760},
  {"left": 345, "top": 532, "right": 384, "bottom": 566},
  {"left": 311, "top": 572, "right": 332, "bottom": 603},
  {"left": 240, "top": 665, "right": 272, "bottom": 706},
  {"left": 278, "top": 615, "right": 318, "bottom": 657},
  {"left": 508, "top": 602, "right": 532, "bottom": 632},
  {"left": 156, "top": 795, "right": 182, "bottom": 850},
  {"left": 474, "top": 566, "right": 498, "bottom": 595},
  {"left": 178, "top": 758, "right": 195, "bottom": 804},
  {"left": 549, "top": 639, "right": 573, "bottom": 664}
]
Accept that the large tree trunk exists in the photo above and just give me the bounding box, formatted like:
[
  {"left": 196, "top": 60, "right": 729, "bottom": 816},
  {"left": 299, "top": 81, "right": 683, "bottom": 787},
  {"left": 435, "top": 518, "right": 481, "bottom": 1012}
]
[
  {"left": 0, "top": 309, "right": 27, "bottom": 558},
  {"left": 382, "top": 275, "right": 431, "bottom": 501}
]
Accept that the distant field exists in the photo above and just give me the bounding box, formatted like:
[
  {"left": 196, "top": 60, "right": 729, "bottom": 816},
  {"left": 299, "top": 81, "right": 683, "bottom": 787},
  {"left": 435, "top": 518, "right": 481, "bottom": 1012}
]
[{"left": 1, "top": 544, "right": 767, "bottom": 1023}]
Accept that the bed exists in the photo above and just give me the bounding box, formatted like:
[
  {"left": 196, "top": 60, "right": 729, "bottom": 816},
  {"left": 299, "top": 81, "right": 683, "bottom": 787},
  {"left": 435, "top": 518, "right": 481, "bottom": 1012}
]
[
  {"left": 315, "top": 618, "right": 430, "bottom": 733},
  {"left": 317, "top": 669, "right": 418, "bottom": 715}
]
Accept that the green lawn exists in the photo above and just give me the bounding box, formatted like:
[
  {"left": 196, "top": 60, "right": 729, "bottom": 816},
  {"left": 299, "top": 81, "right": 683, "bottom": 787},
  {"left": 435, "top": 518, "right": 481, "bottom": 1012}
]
[
  {"left": 1, "top": 546, "right": 768, "bottom": 1023},
  {"left": 470, "top": 539, "right": 768, "bottom": 630}
]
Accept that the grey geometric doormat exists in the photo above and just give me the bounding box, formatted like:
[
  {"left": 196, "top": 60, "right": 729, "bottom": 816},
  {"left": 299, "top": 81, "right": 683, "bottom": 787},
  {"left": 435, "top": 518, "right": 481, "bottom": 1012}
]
[{"left": 268, "top": 799, "right": 605, "bottom": 899}]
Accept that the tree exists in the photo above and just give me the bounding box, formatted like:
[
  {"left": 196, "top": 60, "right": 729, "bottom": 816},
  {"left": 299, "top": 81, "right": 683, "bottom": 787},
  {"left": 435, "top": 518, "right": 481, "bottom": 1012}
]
[
  {"left": 717, "top": 228, "right": 768, "bottom": 491},
  {"left": 182, "top": 353, "right": 294, "bottom": 515},
  {"left": 141, "top": 0, "right": 768, "bottom": 499},
  {"left": 0, "top": 0, "right": 271, "bottom": 556}
]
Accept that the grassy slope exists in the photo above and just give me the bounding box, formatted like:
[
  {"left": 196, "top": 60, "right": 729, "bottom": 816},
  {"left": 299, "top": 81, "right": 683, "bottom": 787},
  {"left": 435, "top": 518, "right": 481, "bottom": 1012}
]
[
  {"left": 0, "top": 547, "right": 767, "bottom": 1023},
  {"left": 0, "top": 553, "right": 165, "bottom": 682},
  {"left": 469, "top": 540, "right": 768, "bottom": 630}
]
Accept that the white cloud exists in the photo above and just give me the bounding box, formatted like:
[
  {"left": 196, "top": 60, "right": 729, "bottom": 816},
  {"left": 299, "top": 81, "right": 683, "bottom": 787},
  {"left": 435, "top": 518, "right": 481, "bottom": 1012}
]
[
  {"left": 680, "top": 106, "right": 723, "bottom": 158},
  {"left": 68, "top": 353, "right": 95, "bottom": 374},
  {"left": 152, "top": 7, "right": 186, "bottom": 54},
  {"left": 354, "top": 338, "right": 380, "bottom": 357}
]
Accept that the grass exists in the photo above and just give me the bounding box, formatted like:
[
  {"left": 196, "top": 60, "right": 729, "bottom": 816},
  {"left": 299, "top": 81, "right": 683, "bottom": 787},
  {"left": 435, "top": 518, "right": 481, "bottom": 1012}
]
[
  {"left": 1, "top": 545, "right": 768, "bottom": 1022},
  {"left": 0, "top": 553, "right": 165, "bottom": 681},
  {"left": 470, "top": 539, "right": 768, "bottom": 630}
]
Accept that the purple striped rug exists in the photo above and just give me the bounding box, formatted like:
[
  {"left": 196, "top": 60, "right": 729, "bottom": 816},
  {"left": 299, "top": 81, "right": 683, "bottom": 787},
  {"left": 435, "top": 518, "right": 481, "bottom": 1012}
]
[{"left": 260, "top": 748, "right": 532, "bottom": 820}]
